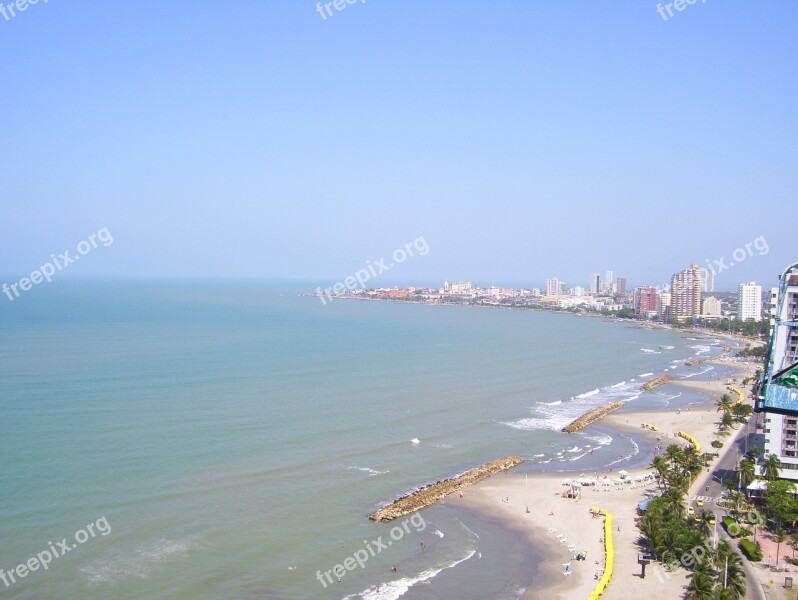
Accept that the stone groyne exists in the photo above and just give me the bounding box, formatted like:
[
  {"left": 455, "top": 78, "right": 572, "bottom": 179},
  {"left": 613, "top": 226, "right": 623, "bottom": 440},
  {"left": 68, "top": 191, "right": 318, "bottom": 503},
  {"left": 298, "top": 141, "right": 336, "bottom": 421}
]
[
  {"left": 640, "top": 374, "right": 673, "bottom": 391},
  {"left": 369, "top": 456, "right": 524, "bottom": 522},
  {"left": 561, "top": 401, "right": 625, "bottom": 433}
]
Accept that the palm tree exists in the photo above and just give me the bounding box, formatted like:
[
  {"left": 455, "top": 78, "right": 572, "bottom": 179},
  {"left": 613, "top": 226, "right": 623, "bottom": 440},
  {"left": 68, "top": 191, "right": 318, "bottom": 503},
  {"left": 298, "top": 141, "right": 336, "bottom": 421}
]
[
  {"left": 746, "top": 445, "right": 762, "bottom": 461},
  {"left": 720, "top": 411, "right": 735, "bottom": 431},
  {"left": 661, "top": 487, "right": 687, "bottom": 518},
  {"left": 666, "top": 443, "right": 684, "bottom": 467},
  {"left": 695, "top": 509, "right": 714, "bottom": 537},
  {"left": 717, "top": 393, "right": 734, "bottom": 413},
  {"left": 714, "top": 541, "right": 747, "bottom": 599},
  {"left": 650, "top": 454, "right": 669, "bottom": 489},
  {"left": 685, "top": 567, "right": 715, "bottom": 600},
  {"left": 761, "top": 454, "right": 781, "bottom": 481},
  {"left": 739, "top": 458, "right": 756, "bottom": 488}
]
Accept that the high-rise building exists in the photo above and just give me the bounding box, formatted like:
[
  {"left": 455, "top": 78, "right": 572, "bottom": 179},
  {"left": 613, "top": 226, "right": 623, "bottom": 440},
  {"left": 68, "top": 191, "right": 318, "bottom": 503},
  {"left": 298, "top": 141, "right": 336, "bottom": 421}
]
[
  {"left": 758, "top": 266, "right": 798, "bottom": 480},
  {"left": 590, "top": 273, "right": 600, "bottom": 295},
  {"left": 671, "top": 264, "right": 702, "bottom": 321},
  {"left": 701, "top": 296, "right": 722, "bottom": 318},
  {"left": 616, "top": 277, "right": 627, "bottom": 296},
  {"left": 633, "top": 286, "right": 660, "bottom": 316},
  {"left": 738, "top": 281, "right": 762, "bottom": 322},
  {"left": 660, "top": 291, "right": 672, "bottom": 321},
  {"left": 702, "top": 268, "right": 715, "bottom": 293},
  {"left": 605, "top": 270, "right": 614, "bottom": 286},
  {"left": 546, "top": 277, "right": 563, "bottom": 297}
]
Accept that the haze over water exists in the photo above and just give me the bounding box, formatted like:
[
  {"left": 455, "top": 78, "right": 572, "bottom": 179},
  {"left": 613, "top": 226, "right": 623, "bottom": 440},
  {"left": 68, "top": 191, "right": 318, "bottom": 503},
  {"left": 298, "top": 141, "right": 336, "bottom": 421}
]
[{"left": 0, "top": 281, "right": 729, "bottom": 599}]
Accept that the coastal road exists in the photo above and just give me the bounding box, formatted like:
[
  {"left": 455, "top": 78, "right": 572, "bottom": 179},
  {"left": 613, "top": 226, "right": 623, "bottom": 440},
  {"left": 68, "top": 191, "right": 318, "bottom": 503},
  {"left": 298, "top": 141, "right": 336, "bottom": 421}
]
[{"left": 690, "top": 414, "right": 767, "bottom": 600}]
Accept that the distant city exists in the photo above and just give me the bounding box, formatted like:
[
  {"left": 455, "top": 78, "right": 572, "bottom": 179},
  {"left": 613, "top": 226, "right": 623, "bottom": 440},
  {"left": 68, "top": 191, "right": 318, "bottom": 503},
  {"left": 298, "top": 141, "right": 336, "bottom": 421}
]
[{"left": 318, "top": 264, "right": 773, "bottom": 324}]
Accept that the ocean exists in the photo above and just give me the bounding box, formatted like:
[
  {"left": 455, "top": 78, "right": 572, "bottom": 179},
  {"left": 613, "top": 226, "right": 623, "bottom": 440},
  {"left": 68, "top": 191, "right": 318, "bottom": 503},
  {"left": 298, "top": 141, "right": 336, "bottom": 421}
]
[{"left": 0, "top": 280, "right": 734, "bottom": 599}]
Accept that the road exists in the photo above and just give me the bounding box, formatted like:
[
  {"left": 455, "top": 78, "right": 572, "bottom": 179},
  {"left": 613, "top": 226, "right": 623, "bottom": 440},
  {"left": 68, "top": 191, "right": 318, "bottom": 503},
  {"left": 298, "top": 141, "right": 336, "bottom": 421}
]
[{"left": 689, "top": 413, "right": 767, "bottom": 600}]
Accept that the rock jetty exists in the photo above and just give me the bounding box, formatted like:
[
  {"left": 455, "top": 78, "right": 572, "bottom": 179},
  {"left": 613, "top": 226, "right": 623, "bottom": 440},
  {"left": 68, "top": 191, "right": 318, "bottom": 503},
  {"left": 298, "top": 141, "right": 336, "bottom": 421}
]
[
  {"left": 640, "top": 374, "right": 673, "bottom": 390},
  {"left": 561, "top": 401, "right": 625, "bottom": 433},
  {"left": 369, "top": 456, "right": 524, "bottom": 522}
]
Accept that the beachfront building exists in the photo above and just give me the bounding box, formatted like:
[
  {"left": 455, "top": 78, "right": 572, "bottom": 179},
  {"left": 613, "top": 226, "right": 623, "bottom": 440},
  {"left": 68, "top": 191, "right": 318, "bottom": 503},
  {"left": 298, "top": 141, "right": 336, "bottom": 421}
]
[
  {"left": 739, "top": 281, "right": 762, "bottom": 322},
  {"left": 616, "top": 277, "right": 627, "bottom": 296},
  {"left": 758, "top": 265, "right": 798, "bottom": 479},
  {"left": 701, "top": 296, "right": 722, "bottom": 319},
  {"left": 659, "top": 291, "right": 671, "bottom": 321},
  {"left": 633, "top": 286, "right": 660, "bottom": 317},
  {"left": 442, "top": 280, "right": 472, "bottom": 294},
  {"left": 546, "top": 277, "right": 564, "bottom": 297},
  {"left": 670, "top": 264, "right": 702, "bottom": 322}
]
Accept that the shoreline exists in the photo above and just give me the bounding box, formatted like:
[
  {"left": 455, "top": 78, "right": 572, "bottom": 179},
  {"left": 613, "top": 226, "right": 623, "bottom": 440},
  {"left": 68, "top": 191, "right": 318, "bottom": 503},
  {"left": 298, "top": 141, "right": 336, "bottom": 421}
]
[{"left": 447, "top": 357, "right": 759, "bottom": 599}]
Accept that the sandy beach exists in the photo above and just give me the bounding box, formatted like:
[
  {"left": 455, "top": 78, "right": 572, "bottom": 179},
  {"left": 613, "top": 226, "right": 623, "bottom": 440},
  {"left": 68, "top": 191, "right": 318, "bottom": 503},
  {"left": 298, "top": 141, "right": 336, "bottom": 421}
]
[{"left": 445, "top": 356, "right": 761, "bottom": 599}]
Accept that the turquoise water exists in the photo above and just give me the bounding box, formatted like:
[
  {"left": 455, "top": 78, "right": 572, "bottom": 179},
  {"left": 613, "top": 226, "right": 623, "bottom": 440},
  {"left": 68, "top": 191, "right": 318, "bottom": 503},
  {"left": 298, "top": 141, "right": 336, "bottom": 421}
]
[{"left": 0, "top": 281, "right": 728, "bottom": 599}]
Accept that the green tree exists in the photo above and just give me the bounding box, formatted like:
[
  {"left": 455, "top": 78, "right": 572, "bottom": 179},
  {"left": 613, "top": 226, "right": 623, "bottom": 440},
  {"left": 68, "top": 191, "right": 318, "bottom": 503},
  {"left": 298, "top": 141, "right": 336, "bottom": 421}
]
[
  {"left": 685, "top": 567, "right": 715, "bottom": 600},
  {"left": 732, "top": 403, "right": 753, "bottom": 422},
  {"left": 717, "top": 394, "right": 735, "bottom": 413},
  {"left": 714, "top": 541, "right": 746, "bottom": 599},
  {"left": 738, "top": 459, "right": 756, "bottom": 488},
  {"left": 746, "top": 445, "right": 761, "bottom": 461},
  {"left": 762, "top": 454, "right": 782, "bottom": 481},
  {"left": 765, "top": 480, "right": 798, "bottom": 529},
  {"left": 650, "top": 454, "right": 669, "bottom": 490},
  {"left": 695, "top": 509, "right": 714, "bottom": 538},
  {"left": 720, "top": 412, "right": 735, "bottom": 431}
]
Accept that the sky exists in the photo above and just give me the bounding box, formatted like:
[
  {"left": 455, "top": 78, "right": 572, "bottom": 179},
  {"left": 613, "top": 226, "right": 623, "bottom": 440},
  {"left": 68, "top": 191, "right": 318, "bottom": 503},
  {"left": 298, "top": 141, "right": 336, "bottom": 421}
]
[{"left": 1, "top": 1, "right": 796, "bottom": 291}]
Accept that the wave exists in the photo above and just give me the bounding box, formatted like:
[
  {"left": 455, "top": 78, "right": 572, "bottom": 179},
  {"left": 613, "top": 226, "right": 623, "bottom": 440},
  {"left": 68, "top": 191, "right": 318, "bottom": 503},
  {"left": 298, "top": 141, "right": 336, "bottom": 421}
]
[
  {"left": 533, "top": 453, "right": 546, "bottom": 458},
  {"left": 344, "top": 549, "right": 477, "bottom": 600},
  {"left": 678, "top": 366, "right": 714, "bottom": 379},
  {"left": 81, "top": 539, "right": 193, "bottom": 582},
  {"left": 348, "top": 466, "right": 389, "bottom": 477},
  {"left": 566, "top": 446, "right": 582, "bottom": 453},
  {"left": 640, "top": 348, "right": 660, "bottom": 353},
  {"left": 410, "top": 438, "right": 421, "bottom": 444},
  {"left": 660, "top": 345, "right": 675, "bottom": 350},
  {"left": 639, "top": 372, "right": 654, "bottom": 377},
  {"left": 584, "top": 432, "right": 613, "bottom": 446},
  {"left": 569, "top": 450, "right": 591, "bottom": 462},
  {"left": 505, "top": 380, "right": 642, "bottom": 432}
]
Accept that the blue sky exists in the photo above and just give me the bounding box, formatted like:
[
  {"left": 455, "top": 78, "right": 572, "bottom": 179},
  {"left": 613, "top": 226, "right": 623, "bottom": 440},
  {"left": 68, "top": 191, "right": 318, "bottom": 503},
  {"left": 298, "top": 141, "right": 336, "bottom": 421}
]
[{"left": 1, "top": 1, "right": 795, "bottom": 290}]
